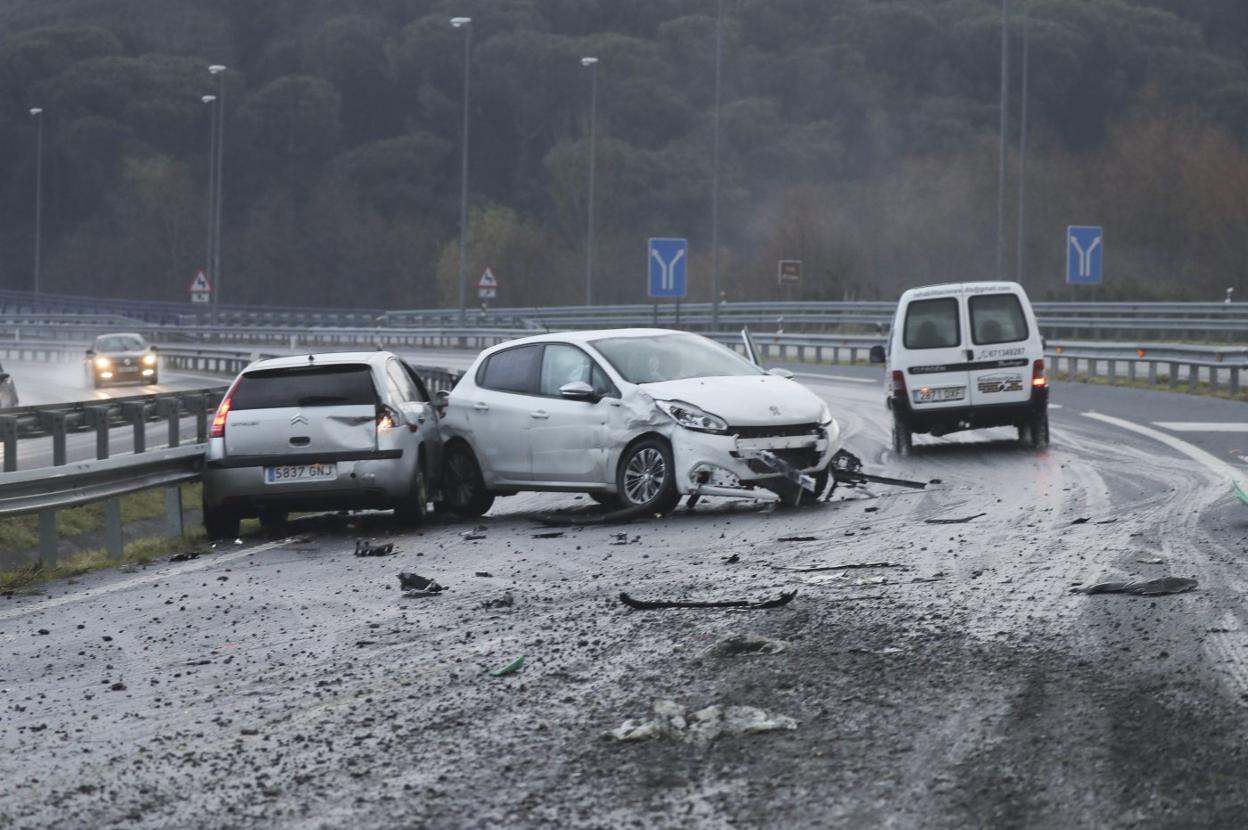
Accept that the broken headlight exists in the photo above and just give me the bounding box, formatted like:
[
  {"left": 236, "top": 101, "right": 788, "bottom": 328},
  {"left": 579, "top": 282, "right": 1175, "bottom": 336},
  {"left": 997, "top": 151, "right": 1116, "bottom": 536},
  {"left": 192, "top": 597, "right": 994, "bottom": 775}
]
[
  {"left": 655, "top": 400, "right": 729, "bottom": 434},
  {"left": 818, "top": 402, "right": 833, "bottom": 426}
]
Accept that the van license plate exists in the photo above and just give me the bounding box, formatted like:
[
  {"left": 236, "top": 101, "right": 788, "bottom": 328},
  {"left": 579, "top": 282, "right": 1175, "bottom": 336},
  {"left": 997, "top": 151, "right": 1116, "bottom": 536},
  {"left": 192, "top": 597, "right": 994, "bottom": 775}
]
[
  {"left": 264, "top": 463, "right": 337, "bottom": 484},
  {"left": 913, "top": 386, "right": 965, "bottom": 404}
]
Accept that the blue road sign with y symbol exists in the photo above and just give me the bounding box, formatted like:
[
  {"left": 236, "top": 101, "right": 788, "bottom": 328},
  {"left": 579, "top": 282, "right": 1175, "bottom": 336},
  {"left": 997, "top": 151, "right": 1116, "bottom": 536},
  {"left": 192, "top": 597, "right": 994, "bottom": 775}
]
[
  {"left": 648, "top": 238, "right": 688, "bottom": 299},
  {"left": 1067, "top": 226, "right": 1103, "bottom": 285}
]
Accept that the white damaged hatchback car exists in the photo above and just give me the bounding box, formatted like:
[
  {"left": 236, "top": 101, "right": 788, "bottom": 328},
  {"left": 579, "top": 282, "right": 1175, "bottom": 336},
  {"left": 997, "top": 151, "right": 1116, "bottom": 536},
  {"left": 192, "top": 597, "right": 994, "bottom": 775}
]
[{"left": 438, "top": 328, "right": 840, "bottom": 516}]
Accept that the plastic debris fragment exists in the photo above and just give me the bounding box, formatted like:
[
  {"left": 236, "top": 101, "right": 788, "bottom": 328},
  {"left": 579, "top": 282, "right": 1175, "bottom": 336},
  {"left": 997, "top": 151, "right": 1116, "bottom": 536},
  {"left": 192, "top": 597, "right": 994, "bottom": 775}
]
[
  {"left": 490, "top": 655, "right": 525, "bottom": 677},
  {"left": 1074, "top": 577, "right": 1197, "bottom": 596},
  {"left": 619, "top": 590, "right": 796, "bottom": 610}
]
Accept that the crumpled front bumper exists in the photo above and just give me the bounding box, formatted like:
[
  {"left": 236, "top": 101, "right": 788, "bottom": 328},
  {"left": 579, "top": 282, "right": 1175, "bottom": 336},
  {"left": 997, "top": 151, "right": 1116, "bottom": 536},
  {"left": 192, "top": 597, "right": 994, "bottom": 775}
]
[{"left": 669, "top": 425, "right": 838, "bottom": 502}]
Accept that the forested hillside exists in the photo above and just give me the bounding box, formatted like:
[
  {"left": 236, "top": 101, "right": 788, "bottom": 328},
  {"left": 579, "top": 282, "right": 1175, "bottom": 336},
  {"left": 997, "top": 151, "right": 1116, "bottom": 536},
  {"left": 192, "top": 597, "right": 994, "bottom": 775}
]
[{"left": 0, "top": 0, "right": 1246, "bottom": 307}]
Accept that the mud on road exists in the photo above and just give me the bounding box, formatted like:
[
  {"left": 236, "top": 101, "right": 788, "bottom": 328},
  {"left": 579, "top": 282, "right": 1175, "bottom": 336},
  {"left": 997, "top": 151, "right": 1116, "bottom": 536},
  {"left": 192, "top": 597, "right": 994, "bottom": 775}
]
[{"left": 5, "top": 379, "right": 1248, "bottom": 829}]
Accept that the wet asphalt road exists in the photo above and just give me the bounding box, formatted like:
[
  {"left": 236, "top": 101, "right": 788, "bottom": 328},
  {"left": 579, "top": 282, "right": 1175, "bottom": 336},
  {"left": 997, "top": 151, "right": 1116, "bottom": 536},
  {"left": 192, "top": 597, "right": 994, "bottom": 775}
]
[{"left": 4, "top": 363, "right": 1248, "bottom": 828}]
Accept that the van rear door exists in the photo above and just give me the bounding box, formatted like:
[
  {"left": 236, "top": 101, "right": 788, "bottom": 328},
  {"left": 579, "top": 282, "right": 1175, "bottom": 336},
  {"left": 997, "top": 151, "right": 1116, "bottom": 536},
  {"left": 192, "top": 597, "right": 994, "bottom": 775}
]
[
  {"left": 965, "top": 291, "right": 1033, "bottom": 408},
  {"left": 900, "top": 295, "right": 969, "bottom": 412},
  {"left": 223, "top": 363, "right": 380, "bottom": 459}
]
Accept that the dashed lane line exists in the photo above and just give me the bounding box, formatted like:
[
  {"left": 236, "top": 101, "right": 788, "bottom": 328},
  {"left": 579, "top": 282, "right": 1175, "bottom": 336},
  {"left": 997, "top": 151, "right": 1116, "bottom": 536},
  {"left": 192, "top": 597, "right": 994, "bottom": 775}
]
[{"left": 0, "top": 539, "right": 288, "bottom": 623}]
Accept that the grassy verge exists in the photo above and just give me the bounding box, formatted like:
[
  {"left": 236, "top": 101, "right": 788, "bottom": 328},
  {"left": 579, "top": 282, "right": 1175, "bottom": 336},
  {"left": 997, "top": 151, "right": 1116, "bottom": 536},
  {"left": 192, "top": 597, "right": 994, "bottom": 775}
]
[{"left": 1059, "top": 371, "right": 1248, "bottom": 402}]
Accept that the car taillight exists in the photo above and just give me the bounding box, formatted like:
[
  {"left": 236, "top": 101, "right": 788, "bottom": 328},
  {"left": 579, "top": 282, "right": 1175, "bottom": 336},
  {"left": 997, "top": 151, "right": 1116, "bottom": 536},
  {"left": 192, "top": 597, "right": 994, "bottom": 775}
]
[
  {"left": 210, "top": 395, "right": 231, "bottom": 438},
  {"left": 1032, "top": 359, "right": 1047, "bottom": 388},
  {"left": 376, "top": 404, "right": 399, "bottom": 432},
  {"left": 891, "top": 370, "right": 907, "bottom": 400}
]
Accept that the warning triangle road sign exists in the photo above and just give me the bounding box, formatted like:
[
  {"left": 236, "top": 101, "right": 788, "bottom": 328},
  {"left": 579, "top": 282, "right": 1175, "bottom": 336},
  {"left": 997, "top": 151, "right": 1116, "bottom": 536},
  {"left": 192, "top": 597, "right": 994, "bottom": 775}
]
[
  {"left": 478, "top": 268, "right": 498, "bottom": 289},
  {"left": 189, "top": 270, "right": 213, "bottom": 292}
]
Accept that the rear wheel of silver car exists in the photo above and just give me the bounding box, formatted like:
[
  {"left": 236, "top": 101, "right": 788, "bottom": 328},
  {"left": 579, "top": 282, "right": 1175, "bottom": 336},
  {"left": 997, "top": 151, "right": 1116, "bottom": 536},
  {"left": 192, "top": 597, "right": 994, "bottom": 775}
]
[
  {"left": 617, "top": 438, "right": 680, "bottom": 514},
  {"left": 892, "top": 415, "right": 913, "bottom": 456},
  {"left": 258, "top": 509, "right": 288, "bottom": 533},
  {"left": 442, "top": 445, "right": 495, "bottom": 518},
  {"left": 203, "top": 503, "right": 240, "bottom": 541},
  {"left": 397, "top": 463, "right": 429, "bottom": 527}
]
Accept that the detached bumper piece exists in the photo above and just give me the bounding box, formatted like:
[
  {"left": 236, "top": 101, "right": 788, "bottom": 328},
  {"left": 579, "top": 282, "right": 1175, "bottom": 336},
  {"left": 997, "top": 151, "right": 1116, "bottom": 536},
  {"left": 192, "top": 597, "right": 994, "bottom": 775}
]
[{"left": 827, "top": 449, "right": 928, "bottom": 497}]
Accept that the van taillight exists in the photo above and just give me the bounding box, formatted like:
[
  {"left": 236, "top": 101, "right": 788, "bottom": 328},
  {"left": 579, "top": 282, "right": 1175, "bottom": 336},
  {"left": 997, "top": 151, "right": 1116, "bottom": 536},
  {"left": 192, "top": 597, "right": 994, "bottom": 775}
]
[
  {"left": 210, "top": 395, "right": 232, "bottom": 438},
  {"left": 1032, "top": 359, "right": 1047, "bottom": 388},
  {"left": 891, "top": 370, "right": 907, "bottom": 400}
]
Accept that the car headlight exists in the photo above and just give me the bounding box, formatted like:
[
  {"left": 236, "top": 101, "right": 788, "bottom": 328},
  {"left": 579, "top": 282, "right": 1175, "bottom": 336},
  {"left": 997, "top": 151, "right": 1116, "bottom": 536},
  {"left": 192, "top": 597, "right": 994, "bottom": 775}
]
[
  {"left": 94, "top": 357, "right": 112, "bottom": 370},
  {"left": 655, "top": 400, "right": 729, "bottom": 434},
  {"left": 819, "top": 402, "right": 834, "bottom": 426},
  {"left": 143, "top": 353, "right": 157, "bottom": 366}
]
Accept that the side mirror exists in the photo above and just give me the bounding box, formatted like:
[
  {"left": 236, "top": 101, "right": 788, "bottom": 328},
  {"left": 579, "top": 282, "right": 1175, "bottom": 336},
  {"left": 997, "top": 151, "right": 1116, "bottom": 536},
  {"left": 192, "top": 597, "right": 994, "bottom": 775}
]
[
  {"left": 766, "top": 368, "right": 795, "bottom": 379},
  {"left": 869, "top": 345, "right": 886, "bottom": 364},
  {"left": 148, "top": 345, "right": 159, "bottom": 353},
  {"left": 560, "top": 381, "right": 598, "bottom": 402},
  {"left": 85, "top": 349, "right": 96, "bottom": 357}
]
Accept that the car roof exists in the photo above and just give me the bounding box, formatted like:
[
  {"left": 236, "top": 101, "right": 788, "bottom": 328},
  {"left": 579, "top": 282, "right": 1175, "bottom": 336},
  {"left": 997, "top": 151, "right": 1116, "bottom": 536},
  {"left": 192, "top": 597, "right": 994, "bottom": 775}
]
[
  {"left": 480, "top": 328, "right": 691, "bottom": 354},
  {"left": 243, "top": 351, "right": 393, "bottom": 373},
  {"left": 898, "top": 281, "right": 1026, "bottom": 302},
  {"left": 95, "top": 332, "right": 146, "bottom": 342}
]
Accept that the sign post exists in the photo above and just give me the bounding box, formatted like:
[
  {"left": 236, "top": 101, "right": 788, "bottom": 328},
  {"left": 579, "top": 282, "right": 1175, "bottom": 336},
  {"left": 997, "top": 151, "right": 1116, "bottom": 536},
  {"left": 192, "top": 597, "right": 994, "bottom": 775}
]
[
  {"left": 477, "top": 267, "right": 498, "bottom": 311},
  {"left": 189, "top": 270, "right": 212, "bottom": 305},
  {"left": 778, "top": 259, "right": 801, "bottom": 303},
  {"left": 648, "top": 238, "right": 688, "bottom": 328}
]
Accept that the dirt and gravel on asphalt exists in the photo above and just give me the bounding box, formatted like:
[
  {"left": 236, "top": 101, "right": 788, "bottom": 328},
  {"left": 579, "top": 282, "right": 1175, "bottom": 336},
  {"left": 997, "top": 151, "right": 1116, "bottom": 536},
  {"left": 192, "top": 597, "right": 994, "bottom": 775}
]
[{"left": 4, "top": 380, "right": 1248, "bottom": 829}]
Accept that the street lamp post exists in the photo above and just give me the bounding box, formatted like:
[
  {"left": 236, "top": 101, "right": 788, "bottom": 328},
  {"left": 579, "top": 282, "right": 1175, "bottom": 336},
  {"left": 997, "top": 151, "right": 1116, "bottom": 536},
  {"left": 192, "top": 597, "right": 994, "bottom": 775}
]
[
  {"left": 711, "top": 0, "right": 723, "bottom": 325},
  {"left": 451, "top": 17, "right": 473, "bottom": 322},
  {"left": 997, "top": 0, "right": 1010, "bottom": 280},
  {"left": 208, "top": 65, "right": 227, "bottom": 316},
  {"left": 581, "top": 56, "right": 599, "bottom": 306},
  {"left": 30, "top": 108, "right": 44, "bottom": 295},
  {"left": 1016, "top": 0, "right": 1031, "bottom": 286},
  {"left": 202, "top": 94, "right": 218, "bottom": 298}
]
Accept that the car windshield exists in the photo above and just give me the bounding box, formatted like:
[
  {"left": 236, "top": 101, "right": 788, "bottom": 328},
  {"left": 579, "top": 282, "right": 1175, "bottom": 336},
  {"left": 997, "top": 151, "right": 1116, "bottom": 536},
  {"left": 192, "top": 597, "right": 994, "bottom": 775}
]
[
  {"left": 95, "top": 336, "right": 146, "bottom": 352},
  {"left": 591, "top": 333, "right": 763, "bottom": 384}
]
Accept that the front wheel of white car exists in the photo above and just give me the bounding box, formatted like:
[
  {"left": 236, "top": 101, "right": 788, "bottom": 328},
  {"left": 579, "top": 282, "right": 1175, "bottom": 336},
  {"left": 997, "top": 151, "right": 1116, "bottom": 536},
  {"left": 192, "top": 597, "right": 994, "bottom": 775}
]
[{"left": 616, "top": 438, "right": 681, "bottom": 514}]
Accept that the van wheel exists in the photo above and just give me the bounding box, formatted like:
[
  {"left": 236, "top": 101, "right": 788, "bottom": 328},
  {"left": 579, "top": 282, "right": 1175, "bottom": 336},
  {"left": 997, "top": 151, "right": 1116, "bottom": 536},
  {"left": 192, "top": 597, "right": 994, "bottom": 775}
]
[
  {"left": 442, "top": 445, "right": 495, "bottom": 518},
  {"left": 204, "top": 503, "right": 240, "bottom": 541},
  {"left": 1019, "top": 411, "right": 1050, "bottom": 450},
  {"left": 617, "top": 438, "right": 681, "bottom": 514},
  {"left": 397, "top": 463, "right": 429, "bottom": 527},
  {"left": 892, "top": 415, "right": 913, "bottom": 455}
]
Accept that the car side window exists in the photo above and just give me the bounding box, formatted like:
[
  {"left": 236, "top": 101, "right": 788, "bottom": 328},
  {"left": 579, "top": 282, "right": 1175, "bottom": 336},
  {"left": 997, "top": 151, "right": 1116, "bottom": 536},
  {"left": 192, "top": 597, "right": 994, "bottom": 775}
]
[
  {"left": 539, "top": 344, "right": 596, "bottom": 396},
  {"left": 400, "top": 363, "right": 432, "bottom": 403},
  {"left": 385, "top": 360, "right": 421, "bottom": 402},
  {"left": 903, "top": 298, "right": 961, "bottom": 350},
  {"left": 478, "top": 345, "right": 543, "bottom": 395}
]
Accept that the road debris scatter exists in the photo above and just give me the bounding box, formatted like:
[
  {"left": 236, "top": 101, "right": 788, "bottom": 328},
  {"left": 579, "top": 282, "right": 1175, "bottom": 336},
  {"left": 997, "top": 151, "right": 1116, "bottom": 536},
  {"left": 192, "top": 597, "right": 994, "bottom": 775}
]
[
  {"left": 619, "top": 590, "right": 797, "bottom": 610},
  {"left": 169, "top": 552, "right": 200, "bottom": 563},
  {"left": 461, "top": 527, "right": 488, "bottom": 541},
  {"left": 1074, "top": 577, "right": 1198, "bottom": 596},
  {"left": 924, "top": 513, "right": 986, "bottom": 525},
  {"left": 772, "top": 562, "right": 904, "bottom": 573},
  {"left": 398, "top": 572, "right": 446, "bottom": 596},
  {"left": 490, "top": 656, "right": 525, "bottom": 677},
  {"left": 708, "top": 634, "right": 790, "bottom": 657},
  {"left": 354, "top": 540, "right": 395, "bottom": 557},
  {"left": 608, "top": 700, "right": 798, "bottom": 743}
]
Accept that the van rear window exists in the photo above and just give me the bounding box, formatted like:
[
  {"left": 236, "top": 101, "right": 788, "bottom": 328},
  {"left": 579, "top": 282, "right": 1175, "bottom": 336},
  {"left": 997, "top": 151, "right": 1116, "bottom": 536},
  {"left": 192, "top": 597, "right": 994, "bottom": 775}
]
[
  {"left": 903, "top": 298, "right": 961, "bottom": 350},
  {"left": 969, "top": 294, "right": 1028, "bottom": 345},
  {"left": 231, "top": 365, "right": 378, "bottom": 410}
]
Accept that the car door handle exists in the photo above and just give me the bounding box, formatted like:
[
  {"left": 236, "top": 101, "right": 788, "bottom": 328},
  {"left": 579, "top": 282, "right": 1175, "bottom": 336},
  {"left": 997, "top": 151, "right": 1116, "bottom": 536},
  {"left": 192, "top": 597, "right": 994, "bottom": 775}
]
[
  {"left": 530, "top": 410, "right": 550, "bottom": 420},
  {"left": 966, "top": 349, "right": 974, "bottom": 361},
  {"left": 473, "top": 402, "right": 490, "bottom": 412}
]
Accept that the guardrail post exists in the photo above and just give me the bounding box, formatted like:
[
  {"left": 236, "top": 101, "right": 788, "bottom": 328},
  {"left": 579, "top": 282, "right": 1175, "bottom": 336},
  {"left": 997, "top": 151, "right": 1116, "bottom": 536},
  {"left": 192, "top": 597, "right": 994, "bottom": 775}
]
[
  {"left": 1127, "top": 360, "right": 1136, "bottom": 383},
  {"left": 1189, "top": 364, "right": 1198, "bottom": 390},
  {"left": 1148, "top": 362, "right": 1157, "bottom": 385},
  {"left": 188, "top": 394, "right": 210, "bottom": 443},
  {"left": 1232, "top": 367, "right": 1240, "bottom": 396},
  {"left": 158, "top": 397, "right": 181, "bottom": 448},
  {"left": 122, "top": 401, "right": 147, "bottom": 454},
  {"left": 103, "top": 498, "right": 123, "bottom": 560},
  {"left": 850, "top": 347, "right": 859, "bottom": 364},
  {"left": 165, "top": 486, "right": 184, "bottom": 538},
  {"left": 1168, "top": 362, "right": 1178, "bottom": 390},
  {"left": 84, "top": 405, "right": 111, "bottom": 460},
  {"left": 38, "top": 512, "right": 57, "bottom": 565},
  {"left": 1210, "top": 366, "right": 1219, "bottom": 393},
  {"left": 1107, "top": 359, "right": 1116, "bottom": 385},
  {"left": 39, "top": 411, "right": 68, "bottom": 466},
  {"left": 0, "top": 415, "right": 17, "bottom": 472}
]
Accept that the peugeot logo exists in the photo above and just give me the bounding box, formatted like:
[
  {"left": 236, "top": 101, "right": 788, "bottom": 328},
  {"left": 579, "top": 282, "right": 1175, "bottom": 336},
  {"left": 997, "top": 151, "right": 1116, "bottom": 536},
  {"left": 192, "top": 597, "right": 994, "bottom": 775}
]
[
  {"left": 769, "top": 406, "right": 781, "bottom": 416},
  {"left": 290, "top": 413, "right": 309, "bottom": 426}
]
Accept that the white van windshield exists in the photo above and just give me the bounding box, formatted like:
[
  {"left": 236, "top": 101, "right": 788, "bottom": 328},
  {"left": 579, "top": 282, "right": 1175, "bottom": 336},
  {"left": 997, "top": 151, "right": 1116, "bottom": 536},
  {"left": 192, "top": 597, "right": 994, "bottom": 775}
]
[
  {"left": 970, "top": 294, "right": 1028, "bottom": 345},
  {"left": 903, "top": 298, "right": 960, "bottom": 350}
]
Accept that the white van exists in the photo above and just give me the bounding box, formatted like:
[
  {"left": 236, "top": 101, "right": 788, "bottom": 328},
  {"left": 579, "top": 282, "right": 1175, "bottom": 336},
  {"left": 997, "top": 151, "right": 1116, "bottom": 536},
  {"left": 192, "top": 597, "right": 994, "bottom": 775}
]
[{"left": 870, "top": 281, "right": 1048, "bottom": 453}]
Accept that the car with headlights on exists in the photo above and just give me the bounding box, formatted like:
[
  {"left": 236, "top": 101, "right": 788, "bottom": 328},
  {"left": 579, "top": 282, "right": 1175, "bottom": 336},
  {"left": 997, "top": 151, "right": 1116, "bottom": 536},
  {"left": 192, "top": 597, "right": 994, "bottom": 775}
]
[
  {"left": 201, "top": 351, "right": 443, "bottom": 539},
  {"left": 437, "top": 328, "right": 840, "bottom": 516},
  {"left": 85, "top": 333, "right": 159, "bottom": 388}
]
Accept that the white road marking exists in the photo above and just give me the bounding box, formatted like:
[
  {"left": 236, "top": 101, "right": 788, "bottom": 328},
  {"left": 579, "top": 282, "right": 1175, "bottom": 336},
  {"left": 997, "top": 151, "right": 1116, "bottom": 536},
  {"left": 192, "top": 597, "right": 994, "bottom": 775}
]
[
  {"left": 1048, "top": 404, "right": 1063, "bottom": 410},
  {"left": 0, "top": 539, "right": 287, "bottom": 623},
  {"left": 1083, "top": 412, "right": 1244, "bottom": 483},
  {"left": 791, "top": 372, "right": 877, "bottom": 385},
  {"left": 1152, "top": 422, "right": 1248, "bottom": 433}
]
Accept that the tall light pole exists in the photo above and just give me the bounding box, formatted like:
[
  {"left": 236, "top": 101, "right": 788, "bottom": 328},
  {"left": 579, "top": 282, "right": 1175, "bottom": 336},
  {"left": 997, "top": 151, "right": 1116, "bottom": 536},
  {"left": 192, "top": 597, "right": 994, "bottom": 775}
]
[
  {"left": 1016, "top": 0, "right": 1031, "bottom": 286},
  {"left": 30, "top": 108, "right": 44, "bottom": 296},
  {"left": 209, "top": 64, "right": 227, "bottom": 316},
  {"left": 996, "top": 0, "right": 1010, "bottom": 280},
  {"left": 581, "top": 56, "right": 599, "bottom": 306},
  {"left": 202, "top": 94, "right": 218, "bottom": 297},
  {"left": 451, "top": 16, "right": 473, "bottom": 322},
  {"left": 711, "top": 0, "right": 724, "bottom": 325}
]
